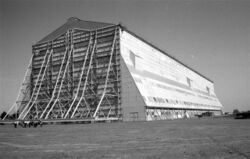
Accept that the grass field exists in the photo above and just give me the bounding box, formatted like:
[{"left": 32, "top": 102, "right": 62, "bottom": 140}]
[{"left": 0, "top": 118, "right": 250, "bottom": 159}]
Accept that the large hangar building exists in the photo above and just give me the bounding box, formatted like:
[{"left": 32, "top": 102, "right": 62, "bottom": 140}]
[{"left": 5, "top": 17, "right": 222, "bottom": 121}]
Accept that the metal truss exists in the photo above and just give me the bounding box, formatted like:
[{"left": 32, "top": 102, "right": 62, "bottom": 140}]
[
  {"left": 18, "top": 47, "right": 53, "bottom": 120},
  {"left": 3, "top": 55, "right": 33, "bottom": 120},
  {"left": 20, "top": 49, "right": 53, "bottom": 120},
  {"left": 43, "top": 44, "right": 74, "bottom": 118},
  {"left": 6, "top": 26, "right": 121, "bottom": 121},
  {"left": 39, "top": 32, "right": 72, "bottom": 119},
  {"left": 63, "top": 32, "right": 93, "bottom": 119},
  {"left": 69, "top": 31, "right": 98, "bottom": 118},
  {"left": 93, "top": 29, "right": 118, "bottom": 119}
]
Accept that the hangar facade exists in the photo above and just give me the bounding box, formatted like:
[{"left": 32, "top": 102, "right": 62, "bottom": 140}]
[{"left": 5, "top": 17, "right": 222, "bottom": 121}]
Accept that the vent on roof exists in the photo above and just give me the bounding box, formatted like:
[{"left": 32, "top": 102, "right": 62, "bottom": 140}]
[{"left": 68, "top": 17, "right": 80, "bottom": 22}]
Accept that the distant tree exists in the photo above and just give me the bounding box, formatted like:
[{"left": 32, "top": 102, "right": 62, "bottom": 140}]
[
  {"left": 233, "top": 109, "right": 240, "bottom": 114},
  {"left": 0, "top": 111, "right": 7, "bottom": 119}
]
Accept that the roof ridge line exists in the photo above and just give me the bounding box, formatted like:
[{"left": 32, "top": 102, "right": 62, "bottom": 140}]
[{"left": 68, "top": 17, "right": 114, "bottom": 25}]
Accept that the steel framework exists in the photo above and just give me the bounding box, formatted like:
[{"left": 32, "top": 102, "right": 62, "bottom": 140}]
[{"left": 5, "top": 25, "right": 121, "bottom": 121}]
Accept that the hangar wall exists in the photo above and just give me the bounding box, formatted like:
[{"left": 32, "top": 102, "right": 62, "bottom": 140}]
[
  {"left": 120, "top": 57, "right": 146, "bottom": 121},
  {"left": 120, "top": 30, "right": 222, "bottom": 116}
]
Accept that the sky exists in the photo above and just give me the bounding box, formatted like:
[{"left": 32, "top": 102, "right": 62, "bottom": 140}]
[{"left": 0, "top": 0, "right": 250, "bottom": 113}]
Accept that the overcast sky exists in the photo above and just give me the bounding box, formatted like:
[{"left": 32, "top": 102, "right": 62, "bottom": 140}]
[{"left": 0, "top": 0, "right": 250, "bottom": 113}]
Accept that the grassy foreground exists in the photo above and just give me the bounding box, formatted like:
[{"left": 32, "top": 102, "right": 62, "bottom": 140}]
[{"left": 0, "top": 118, "right": 250, "bottom": 159}]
